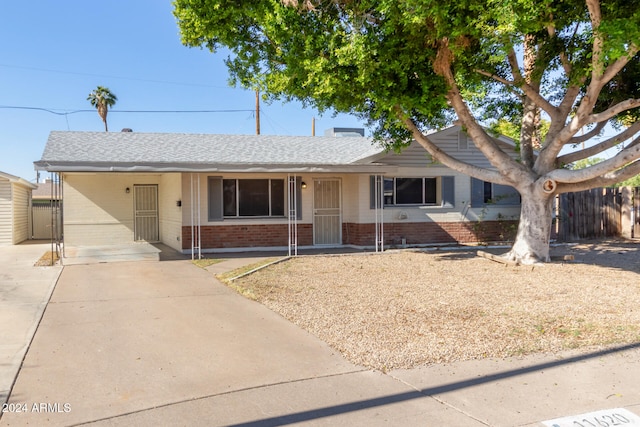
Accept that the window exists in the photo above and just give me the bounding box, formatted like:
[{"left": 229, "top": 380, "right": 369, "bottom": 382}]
[
  {"left": 471, "top": 178, "right": 520, "bottom": 206},
  {"left": 371, "top": 175, "right": 455, "bottom": 209},
  {"left": 223, "top": 179, "right": 285, "bottom": 217},
  {"left": 208, "top": 177, "right": 288, "bottom": 220},
  {"left": 384, "top": 177, "right": 437, "bottom": 206}
]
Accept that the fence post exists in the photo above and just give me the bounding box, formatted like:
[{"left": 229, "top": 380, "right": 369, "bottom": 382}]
[{"left": 620, "top": 186, "right": 633, "bottom": 239}]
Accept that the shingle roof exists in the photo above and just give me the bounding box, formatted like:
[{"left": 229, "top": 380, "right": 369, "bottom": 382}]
[
  {"left": 0, "top": 171, "right": 37, "bottom": 189},
  {"left": 32, "top": 180, "right": 61, "bottom": 200},
  {"left": 36, "top": 131, "right": 389, "bottom": 172}
]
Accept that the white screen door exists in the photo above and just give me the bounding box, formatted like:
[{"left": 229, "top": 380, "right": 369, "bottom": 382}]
[
  {"left": 134, "top": 185, "right": 159, "bottom": 242},
  {"left": 313, "top": 179, "right": 341, "bottom": 245}
]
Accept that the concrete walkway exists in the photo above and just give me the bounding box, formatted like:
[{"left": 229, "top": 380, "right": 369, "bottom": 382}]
[
  {"left": 0, "top": 242, "right": 62, "bottom": 408},
  {"left": 1, "top": 249, "right": 640, "bottom": 426}
]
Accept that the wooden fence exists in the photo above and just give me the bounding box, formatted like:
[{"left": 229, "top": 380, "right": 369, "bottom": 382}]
[
  {"left": 635, "top": 187, "right": 640, "bottom": 239},
  {"left": 556, "top": 187, "right": 631, "bottom": 241}
]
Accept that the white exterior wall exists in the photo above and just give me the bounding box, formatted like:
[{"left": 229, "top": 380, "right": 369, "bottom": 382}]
[
  {"left": 356, "top": 168, "right": 521, "bottom": 225},
  {"left": 181, "top": 168, "right": 520, "bottom": 233},
  {"left": 0, "top": 178, "right": 32, "bottom": 245},
  {"left": 158, "top": 173, "right": 183, "bottom": 251},
  {"left": 63, "top": 173, "right": 166, "bottom": 246},
  {"left": 11, "top": 183, "right": 31, "bottom": 244},
  {"left": 182, "top": 172, "right": 320, "bottom": 226},
  {"left": 0, "top": 179, "right": 12, "bottom": 245}
]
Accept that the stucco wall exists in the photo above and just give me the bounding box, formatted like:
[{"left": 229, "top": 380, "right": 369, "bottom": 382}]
[
  {"left": 63, "top": 173, "right": 165, "bottom": 246},
  {"left": 158, "top": 173, "right": 183, "bottom": 251}
]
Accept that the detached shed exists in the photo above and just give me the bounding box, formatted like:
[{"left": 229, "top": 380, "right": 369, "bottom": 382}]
[{"left": 0, "top": 171, "right": 36, "bottom": 245}]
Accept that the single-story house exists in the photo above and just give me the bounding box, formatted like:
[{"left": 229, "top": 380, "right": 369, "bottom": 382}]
[
  {"left": 34, "top": 126, "right": 521, "bottom": 254},
  {"left": 0, "top": 171, "right": 36, "bottom": 246}
]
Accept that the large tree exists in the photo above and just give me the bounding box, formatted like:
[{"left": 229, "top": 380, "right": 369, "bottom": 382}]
[
  {"left": 87, "top": 86, "right": 117, "bottom": 132},
  {"left": 173, "top": 0, "right": 640, "bottom": 264}
]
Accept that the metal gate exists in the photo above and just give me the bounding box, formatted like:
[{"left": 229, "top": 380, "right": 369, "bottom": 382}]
[
  {"left": 32, "top": 202, "right": 62, "bottom": 239},
  {"left": 313, "top": 179, "right": 341, "bottom": 245},
  {"left": 134, "top": 185, "right": 159, "bottom": 242}
]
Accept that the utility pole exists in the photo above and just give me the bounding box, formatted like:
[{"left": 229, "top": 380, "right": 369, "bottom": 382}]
[
  {"left": 255, "top": 90, "right": 260, "bottom": 135},
  {"left": 312, "top": 117, "right": 315, "bottom": 136}
]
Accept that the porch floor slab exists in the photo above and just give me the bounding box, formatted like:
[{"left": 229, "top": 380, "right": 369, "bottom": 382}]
[{"left": 61, "top": 243, "right": 163, "bottom": 265}]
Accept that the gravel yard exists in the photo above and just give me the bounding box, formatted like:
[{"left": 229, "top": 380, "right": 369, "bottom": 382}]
[{"left": 229, "top": 240, "right": 640, "bottom": 371}]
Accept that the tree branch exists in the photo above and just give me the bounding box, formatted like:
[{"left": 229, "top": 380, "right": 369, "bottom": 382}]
[
  {"left": 507, "top": 47, "right": 523, "bottom": 82},
  {"left": 556, "top": 160, "right": 640, "bottom": 193},
  {"left": 506, "top": 46, "right": 558, "bottom": 117},
  {"left": 601, "top": 44, "right": 639, "bottom": 84},
  {"left": 588, "top": 98, "right": 640, "bottom": 123},
  {"left": 558, "top": 122, "right": 640, "bottom": 165},
  {"left": 399, "top": 112, "right": 509, "bottom": 185},
  {"left": 548, "top": 143, "right": 640, "bottom": 183},
  {"left": 434, "top": 41, "right": 531, "bottom": 182},
  {"left": 474, "top": 68, "right": 514, "bottom": 86},
  {"left": 546, "top": 18, "right": 572, "bottom": 75},
  {"left": 568, "top": 122, "right": 607, "bottom": 145}
]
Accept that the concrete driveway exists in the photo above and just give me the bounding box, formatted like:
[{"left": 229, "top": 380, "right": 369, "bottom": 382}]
[
  {"left": 3, "top": 251, "right": 640, "bottom": 426},
  {"left": 0, "top": 257, "right": 468, "bottom": 426},
  {"left": 0, "top": 242, "right": 62, "bottom": 408}
]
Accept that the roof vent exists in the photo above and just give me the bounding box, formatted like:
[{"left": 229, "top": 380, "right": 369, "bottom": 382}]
[
  {"left": 121, "top": 128, "right": 133, "bottom": 132},
  {"left": 324, "top": 127, "right": 365, "bottom": 137}
]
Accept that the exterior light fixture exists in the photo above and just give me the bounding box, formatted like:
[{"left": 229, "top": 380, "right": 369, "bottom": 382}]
[
  {"left": 126, "top": 187, "right": 130, "bottom": 194},
  {"left": 301, "top": 182, "right": 307, "bottom": 189}
]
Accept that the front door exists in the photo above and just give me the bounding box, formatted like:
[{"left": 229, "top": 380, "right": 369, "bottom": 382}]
[
  {"left": 134, "top": 185, "right": 159, "bottom": 242},
  {"left": 313, "top": 179, "right": 341, "bottom": 245}
]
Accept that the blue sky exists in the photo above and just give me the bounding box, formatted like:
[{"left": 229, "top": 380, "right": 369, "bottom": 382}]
[{"left": 0, "top": 1, "right": 366, "bottom": 182}]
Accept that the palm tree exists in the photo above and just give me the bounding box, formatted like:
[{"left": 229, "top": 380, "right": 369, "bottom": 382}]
[{"left": 87, "top": 86, "right": 117, "bottom": 131}]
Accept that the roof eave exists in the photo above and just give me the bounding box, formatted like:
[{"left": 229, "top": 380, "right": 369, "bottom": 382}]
[{"left": 35, "top": 161, "right": 397, "bottom": 174}]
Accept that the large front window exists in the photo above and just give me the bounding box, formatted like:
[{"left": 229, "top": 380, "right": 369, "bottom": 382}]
[
  {"left": 384, "top": 177, "right": 437, "bottom": 206},
  {"left": 223, "top": 179, "right": 285, "bottom": 217}
]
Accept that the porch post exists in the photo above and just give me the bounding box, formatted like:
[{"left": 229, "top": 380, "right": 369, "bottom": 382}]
[
  {"left": 288, "top": 174, "right": 298, "bottom": 256},
  {"left": 190, "top": 173, "right": 201, "bottom": 260},
  {"left": 374, "top": 175, "right": 384, "bottom": 252}
]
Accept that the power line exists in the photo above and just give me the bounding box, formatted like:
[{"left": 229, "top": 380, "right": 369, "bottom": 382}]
[{"left": 0, "top": 105, "right": 255, "bottom": 115}]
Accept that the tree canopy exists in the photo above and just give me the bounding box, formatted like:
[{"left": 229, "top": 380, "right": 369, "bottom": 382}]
[
  {"left": 174, "top": 0, "right": 640, "bottom": 263},
  {"left": 87, "top": 86, "right": 117, "bottom": 132}
]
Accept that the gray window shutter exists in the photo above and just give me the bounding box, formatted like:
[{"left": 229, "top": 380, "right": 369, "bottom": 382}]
[
  {"left": 470, "top": 177, "right": 484, "bottom": 207},
  {"left": 441, "top": 176, "right": 455, "bottom": 208},
  {"left": 493, "top": 184, "right": 520, "bottom": 205},
  {"left": 208, "top": 176, "right": 223, "bottom": 221},
  {"left": 296, "top": 176, "right": 302, "bottom": 220}
]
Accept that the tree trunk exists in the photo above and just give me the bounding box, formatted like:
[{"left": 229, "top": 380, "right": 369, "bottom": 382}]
[{"left": 505, "top": 188, "right": 555, "bottom": 264}]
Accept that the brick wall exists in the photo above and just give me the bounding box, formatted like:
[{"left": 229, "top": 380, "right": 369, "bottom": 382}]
[
  {"left": 183, "top": 220, "right": 518, "bottom": 250},
  {"left": 343, "top": 220, "right": 519, "bottom": 247},
  {"left": 182, "top": 224, "right": 313, "bottom": 249}
]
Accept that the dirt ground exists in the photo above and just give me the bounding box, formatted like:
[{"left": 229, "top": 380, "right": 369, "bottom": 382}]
[{"left": 230, "top": 240, "right": 640, "bottom": 371}]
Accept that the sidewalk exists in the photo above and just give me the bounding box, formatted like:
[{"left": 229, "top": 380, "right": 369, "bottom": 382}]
[{"left": 1, "top": 250, "right": 640, "bottom": 426}]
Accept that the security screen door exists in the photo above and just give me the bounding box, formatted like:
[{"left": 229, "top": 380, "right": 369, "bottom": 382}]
[
  {"left": 313, "top": 179, "right": 342, "bottom": 245},
  {"left": 134, "top": 185, "right": 159, "bottom": 242}
]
